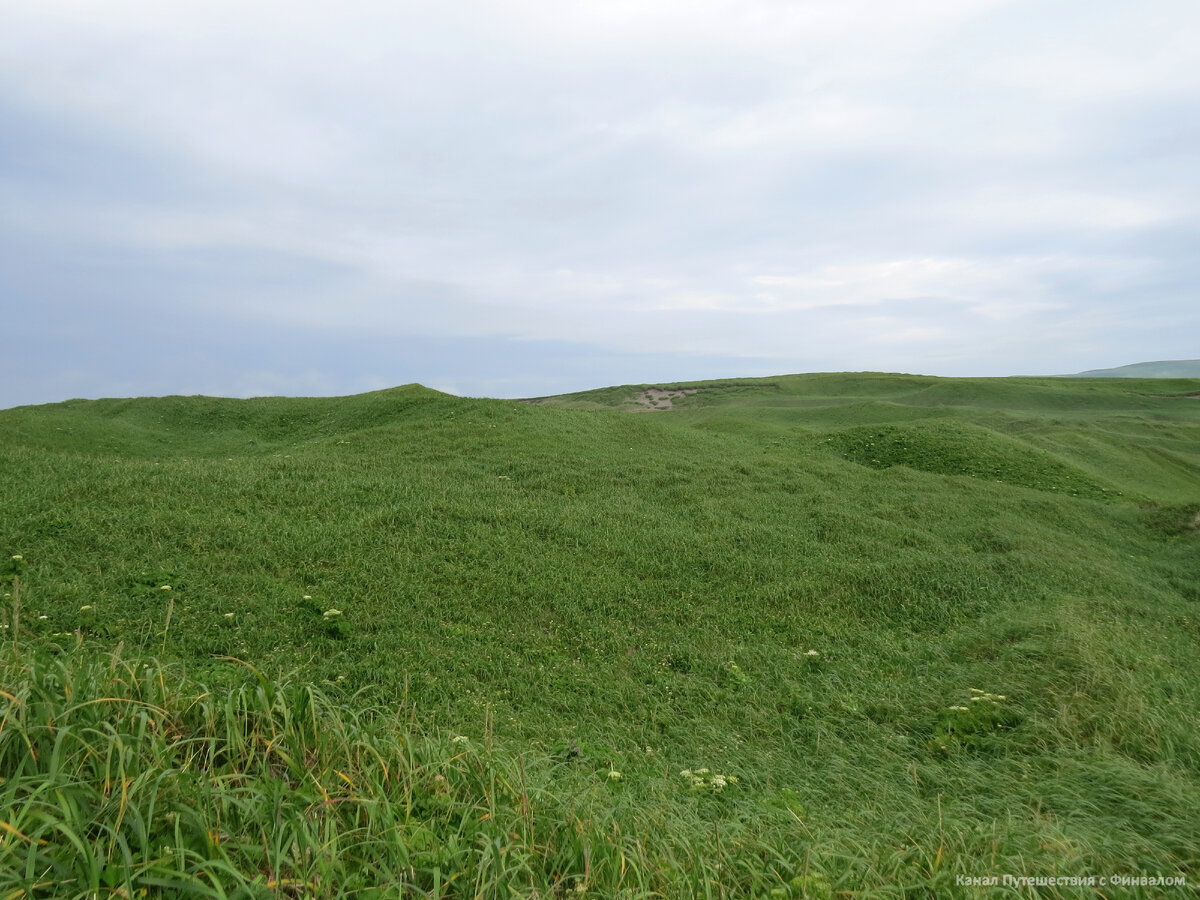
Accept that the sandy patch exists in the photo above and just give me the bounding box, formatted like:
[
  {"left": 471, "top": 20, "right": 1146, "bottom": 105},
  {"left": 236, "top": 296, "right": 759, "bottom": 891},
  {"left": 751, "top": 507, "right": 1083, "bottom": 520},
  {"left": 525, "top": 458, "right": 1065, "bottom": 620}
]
[{"left": 630, "top": 388, "right": 699, "bottom": 411}]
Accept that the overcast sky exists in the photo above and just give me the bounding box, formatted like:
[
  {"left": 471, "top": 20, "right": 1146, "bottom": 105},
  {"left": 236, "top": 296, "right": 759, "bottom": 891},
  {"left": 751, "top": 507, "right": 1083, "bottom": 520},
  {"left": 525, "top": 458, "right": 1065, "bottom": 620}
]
[{"left": 2, "top": 0, "right": 1198, "bottom": 407}]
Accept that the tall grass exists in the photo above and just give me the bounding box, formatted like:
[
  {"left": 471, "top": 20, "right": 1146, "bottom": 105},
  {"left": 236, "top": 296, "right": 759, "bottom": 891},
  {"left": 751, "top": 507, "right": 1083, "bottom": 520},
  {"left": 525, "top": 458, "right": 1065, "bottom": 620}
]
[
  {"left": 1, "top": 639, "right": 837, "bottom": 899},
  {"left": 2, "top": 374, "right": 1198, "bottom": 896}
]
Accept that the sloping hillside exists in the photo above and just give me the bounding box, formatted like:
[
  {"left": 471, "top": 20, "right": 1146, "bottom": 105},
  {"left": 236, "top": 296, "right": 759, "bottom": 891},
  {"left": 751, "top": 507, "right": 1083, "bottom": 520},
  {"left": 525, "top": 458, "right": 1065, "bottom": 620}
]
[{"left": 2, "top": 374, "right": 1198, "bottom": 896}]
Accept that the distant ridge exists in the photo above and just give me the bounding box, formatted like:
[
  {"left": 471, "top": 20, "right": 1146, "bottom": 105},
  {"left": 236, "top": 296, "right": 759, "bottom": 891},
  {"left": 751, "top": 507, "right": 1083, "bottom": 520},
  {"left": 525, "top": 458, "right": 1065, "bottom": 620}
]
[{"left": 1067, "top": 359, "right": 1200, "bottom": 378}]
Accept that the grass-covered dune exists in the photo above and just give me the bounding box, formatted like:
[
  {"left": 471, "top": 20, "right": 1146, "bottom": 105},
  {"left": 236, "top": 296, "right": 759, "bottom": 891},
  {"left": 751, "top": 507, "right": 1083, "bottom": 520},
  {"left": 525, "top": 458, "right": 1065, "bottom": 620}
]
[{"left": 2, "top": 373, "right": 1199, "bottom": 897}]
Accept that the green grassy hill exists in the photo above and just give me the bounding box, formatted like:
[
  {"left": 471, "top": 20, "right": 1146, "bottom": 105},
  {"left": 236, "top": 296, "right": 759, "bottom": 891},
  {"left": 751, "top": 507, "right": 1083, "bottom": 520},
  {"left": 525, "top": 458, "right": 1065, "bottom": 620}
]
[{"left": 2, "top": 374, "right": 1199, "bottom": 897}]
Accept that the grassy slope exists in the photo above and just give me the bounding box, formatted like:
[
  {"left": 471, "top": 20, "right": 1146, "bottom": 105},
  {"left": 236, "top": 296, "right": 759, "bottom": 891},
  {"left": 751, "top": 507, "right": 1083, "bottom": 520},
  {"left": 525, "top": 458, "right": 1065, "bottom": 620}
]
[{"left": 2, "top": 374, "right": 1199, "bottom": 897}]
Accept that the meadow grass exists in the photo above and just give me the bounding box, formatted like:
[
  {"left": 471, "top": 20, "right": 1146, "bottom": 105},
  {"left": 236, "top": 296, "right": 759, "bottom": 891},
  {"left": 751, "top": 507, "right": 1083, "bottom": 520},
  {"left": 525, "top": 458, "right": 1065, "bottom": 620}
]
[{"left": 1, "top": 373, "right": 1198, "bottom": 897}]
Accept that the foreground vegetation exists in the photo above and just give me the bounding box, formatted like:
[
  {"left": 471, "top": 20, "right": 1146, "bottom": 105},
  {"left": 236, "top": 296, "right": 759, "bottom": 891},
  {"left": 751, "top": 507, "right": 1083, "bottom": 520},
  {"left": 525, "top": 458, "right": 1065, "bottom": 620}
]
[
  {"left": 1, "top": 638, "right": 831, "bottom": 899},
  {"left": 2, "top": 373, "right": 1198, "bottom": 896}
]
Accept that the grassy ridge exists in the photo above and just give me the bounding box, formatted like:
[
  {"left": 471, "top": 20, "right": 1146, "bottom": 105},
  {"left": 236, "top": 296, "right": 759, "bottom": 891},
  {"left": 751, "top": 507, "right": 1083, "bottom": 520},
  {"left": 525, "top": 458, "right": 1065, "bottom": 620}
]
[{"left": 2, "top": 374, "right": 1199, "bottom": 896}]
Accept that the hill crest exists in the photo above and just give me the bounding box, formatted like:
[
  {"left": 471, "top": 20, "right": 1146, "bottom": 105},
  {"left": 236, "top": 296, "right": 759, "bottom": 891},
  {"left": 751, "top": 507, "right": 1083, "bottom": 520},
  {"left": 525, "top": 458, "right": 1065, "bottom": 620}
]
[{"left": 1068, "top": 359, "right": 1200, "bottom": 378}]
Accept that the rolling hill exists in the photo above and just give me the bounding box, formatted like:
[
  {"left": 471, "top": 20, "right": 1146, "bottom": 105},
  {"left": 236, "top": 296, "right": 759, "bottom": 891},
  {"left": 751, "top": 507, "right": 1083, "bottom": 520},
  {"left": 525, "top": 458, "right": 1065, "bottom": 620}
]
[
  {"left": 1068, "top": 359, "right": 1200, "bottom": 378},
  {"left": 2, "top": 373, "right": 1198, "bottom": 897}
]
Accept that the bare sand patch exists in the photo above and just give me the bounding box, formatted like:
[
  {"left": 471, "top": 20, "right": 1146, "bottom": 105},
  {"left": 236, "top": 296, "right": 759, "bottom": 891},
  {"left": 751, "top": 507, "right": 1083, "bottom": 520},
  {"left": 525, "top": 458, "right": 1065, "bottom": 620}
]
[{"left": 630, "top": 388, "right": 699, "bottom": 410}]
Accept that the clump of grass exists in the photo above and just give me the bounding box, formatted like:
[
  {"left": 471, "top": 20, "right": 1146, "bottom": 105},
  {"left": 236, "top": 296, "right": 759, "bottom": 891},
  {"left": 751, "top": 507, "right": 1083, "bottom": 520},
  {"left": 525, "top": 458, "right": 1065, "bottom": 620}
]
[{"left": 928, "top": 689, "right": 1022, "bottom": 756}]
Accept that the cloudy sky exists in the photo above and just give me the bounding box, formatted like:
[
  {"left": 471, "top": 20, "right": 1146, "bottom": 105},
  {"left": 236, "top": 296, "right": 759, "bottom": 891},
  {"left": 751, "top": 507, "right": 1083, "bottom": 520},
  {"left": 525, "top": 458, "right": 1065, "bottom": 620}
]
[{"left": 2, "top": 0, "right": 1197, "bottom": 407}]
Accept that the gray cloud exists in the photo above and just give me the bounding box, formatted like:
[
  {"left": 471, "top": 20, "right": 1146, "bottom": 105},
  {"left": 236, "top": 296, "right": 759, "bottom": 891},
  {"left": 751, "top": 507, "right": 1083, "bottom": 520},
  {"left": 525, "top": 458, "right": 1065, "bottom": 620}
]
[{"left": 2, "top": 0, "right": 1198, "bottom": 408}]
